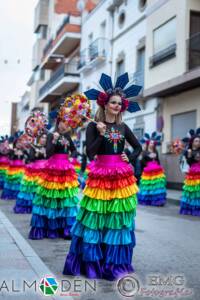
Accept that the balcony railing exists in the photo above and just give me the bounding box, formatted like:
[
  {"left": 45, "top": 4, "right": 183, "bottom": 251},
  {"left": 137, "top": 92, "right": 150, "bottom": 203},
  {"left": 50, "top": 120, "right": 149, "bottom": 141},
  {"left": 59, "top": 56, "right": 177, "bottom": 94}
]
[
  {"left": 77, "top": 49, "right": 87, "bottom": 70},
  {"left": 56, "top": 12, "right": 80, "bottom": 38},
  {"left": 149, "top": 43, "right": 176, "bottom": 68},
  {"left": 89, "top": 38, "right": 107, "bottom": 62},
  {"left": 39, "top": 62, "right": 79, "bottom": 97},
  {"left": 187, "top": 32, "right": 200, "bottom": 71},
  {"left": 78, "top": 38, "right": 109, "bottom": 70}
]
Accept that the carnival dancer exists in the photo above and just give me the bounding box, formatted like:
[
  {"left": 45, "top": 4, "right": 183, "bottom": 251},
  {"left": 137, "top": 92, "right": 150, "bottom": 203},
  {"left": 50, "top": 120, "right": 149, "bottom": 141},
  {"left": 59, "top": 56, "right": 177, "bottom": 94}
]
[
  {"left": 63, "top": 72, "right": 142, "bottom": 280},
  {"left": 1, "top": 132, "right": 25, "bottom": 200},
  {"left": 138, "top": 132, "right": 166, "bottom": 206},
  {"left": 0, "top": 136, "right": 10, "bottom": 190},
  {"left": 180, "top": 128, "right": 200, "bottom": 216},
  {"left": 14, "top": 111, "right": 48, "bottom": 214},
  {"left": 14, "top": 133, "right": 47, "bottom": 213},
  {"left": 29, "top": 104, "right": 80, "bottom": 239}
]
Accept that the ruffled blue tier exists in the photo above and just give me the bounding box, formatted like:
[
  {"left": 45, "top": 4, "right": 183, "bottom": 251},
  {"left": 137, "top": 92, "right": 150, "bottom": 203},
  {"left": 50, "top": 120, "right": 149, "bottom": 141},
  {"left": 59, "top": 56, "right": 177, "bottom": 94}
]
[
  {"left": 29, "top": 206, "right": 78, "bottom": 239},
  {"left": 180, "top": 201, "right": 200, "bottom": 216},
  {"left": 63, "top": 221, "right": 136, "bottom": 280},
  {"left": 138, "top": 188, "right": 166, "bottom": 206}
]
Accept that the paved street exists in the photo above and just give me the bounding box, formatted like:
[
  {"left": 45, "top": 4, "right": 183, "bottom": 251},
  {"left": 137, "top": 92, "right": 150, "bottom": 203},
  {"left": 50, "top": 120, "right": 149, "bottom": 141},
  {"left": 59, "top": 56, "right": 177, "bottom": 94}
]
[{"left": 0, "top": 196, "right": 199, "bottom": 300}]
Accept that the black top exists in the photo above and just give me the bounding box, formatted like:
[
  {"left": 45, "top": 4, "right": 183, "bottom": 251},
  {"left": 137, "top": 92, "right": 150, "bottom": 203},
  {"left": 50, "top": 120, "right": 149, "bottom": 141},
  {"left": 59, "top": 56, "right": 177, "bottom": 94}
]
[
  {"left": 29, "top": 146, "right": 47, "bottom": 162},
  {"left": 46, "top": 132, "right": 76, "bottom": 158},
  {"left": 86, "top": 122, "right": 142, "bottom": 163},
  {"left": 186, "top": 148, "right": 200, "bottom": 166},
  {"left": 140, "top": 150, "right": 160, "bottom": 170},
  {"left": 9, "top": 149, "right": 25, "bottom": 160}
]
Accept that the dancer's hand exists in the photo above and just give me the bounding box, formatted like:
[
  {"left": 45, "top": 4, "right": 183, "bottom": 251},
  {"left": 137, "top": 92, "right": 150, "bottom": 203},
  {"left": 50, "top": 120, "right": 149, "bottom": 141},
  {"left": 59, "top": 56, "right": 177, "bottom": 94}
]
[
  {"left": 96, "top": 122, "right": 106, "bottom": 136},
  {"left": 121, "top": 152, "right": 129, "bottom": 162}
]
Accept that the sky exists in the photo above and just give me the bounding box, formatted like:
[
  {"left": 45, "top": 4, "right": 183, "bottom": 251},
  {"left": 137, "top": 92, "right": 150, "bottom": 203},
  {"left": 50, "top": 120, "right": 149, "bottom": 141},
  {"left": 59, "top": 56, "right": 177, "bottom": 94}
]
[{"left": 0, "top": 0, "right": 38, "bottom": 134}]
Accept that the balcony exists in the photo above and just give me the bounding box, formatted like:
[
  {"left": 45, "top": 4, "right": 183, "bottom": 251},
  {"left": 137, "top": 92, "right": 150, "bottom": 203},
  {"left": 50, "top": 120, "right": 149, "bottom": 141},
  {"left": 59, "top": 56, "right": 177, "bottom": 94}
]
[
  {"left": 187, "top": 32, "right": 200, "bottom": 71},
  {"left": 34, "top": 0, "right": 49, "bottom": 33},
  {"left": 38, "top": 61, "right": 80, "bottom": 103},
  {"left": 32, "top": 38, "right": 47, "bottom": 70},
  {"left": 78, "top": 38, "right": 109, "bottom": 72},
  {"left": 41, "top": 13, "right": 81, "bottom": 69}
]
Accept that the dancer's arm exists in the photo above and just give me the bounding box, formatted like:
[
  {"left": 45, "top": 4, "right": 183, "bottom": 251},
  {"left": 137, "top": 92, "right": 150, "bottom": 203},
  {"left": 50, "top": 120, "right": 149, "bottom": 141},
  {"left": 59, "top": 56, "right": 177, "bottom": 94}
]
[
  {"left": 124, "top": 124, "right": 142, "bottom": 163},
  {"left": 86, "top": 122, "right": 104, "bottom": 160}
]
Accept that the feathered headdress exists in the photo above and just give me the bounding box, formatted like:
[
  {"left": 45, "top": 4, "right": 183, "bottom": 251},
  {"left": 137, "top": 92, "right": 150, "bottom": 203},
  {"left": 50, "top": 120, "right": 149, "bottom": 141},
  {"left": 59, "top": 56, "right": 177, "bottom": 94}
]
[
  {"left": 141, "top": 131, "right": 162, "bottom": 146},
  {"left": 8, "top": 131, "right": 24, "bottom": 147},
  {"left": 0, "top": 135, "right": 9, "bottom": 143},
  {"left": 84, "top": 72, "right": 142, "bottom": 113},
  {"left": 182, "top": 128, "right": 200, "bottom": 147}
]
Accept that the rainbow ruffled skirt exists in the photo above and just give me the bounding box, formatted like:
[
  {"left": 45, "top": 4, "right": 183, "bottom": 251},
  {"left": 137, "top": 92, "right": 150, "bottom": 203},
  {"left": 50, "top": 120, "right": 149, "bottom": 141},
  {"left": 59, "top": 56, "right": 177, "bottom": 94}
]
[
  {"left": 29, "top": 154, "right": 79, "bottom": 239},
  {"left": 63, "top": 155, "right": 138, "bottom": 281},
  {"left": 138, "top": 161, "right": 166, "bottom": 206},
  {"left": 1, "top": 159, "right": 24, "bottom": 200},
  {"left": 0, "top": 156, "right": 9, "bottom": 189},
  {"left": 14, "top": 160, "right": 47, "bottom": 214},
  {"left": 180, "top": 162, "right": 200, "bottom": 216}
]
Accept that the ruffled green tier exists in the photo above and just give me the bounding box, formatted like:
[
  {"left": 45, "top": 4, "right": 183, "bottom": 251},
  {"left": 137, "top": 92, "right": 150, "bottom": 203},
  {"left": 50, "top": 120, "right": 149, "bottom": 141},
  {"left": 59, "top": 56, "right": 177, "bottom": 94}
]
[
  {"left": 80, "top": 195, "right": 137, "bottom": 213},
  {"left": 36, "top": 186, "right": 79, "bottom": 199},
  {"left": 76, "top": 207, "right": 136, "bottom": 230},
  {"left": 183, "top": 185, "right": 200, "bottom": 193},
  {"left": 140, "top": 177, "right": 166, "bottom": 188},
  {"left": 33, "top": 194, "right": 79, "bottom": 209}
]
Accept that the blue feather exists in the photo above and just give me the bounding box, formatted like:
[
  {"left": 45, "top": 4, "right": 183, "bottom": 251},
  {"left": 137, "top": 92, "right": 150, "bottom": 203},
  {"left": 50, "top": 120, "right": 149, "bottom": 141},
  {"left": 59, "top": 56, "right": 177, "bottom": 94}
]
[
  {"left": 49, "top": 110, "right": 58, "bottom": 120},
  {"left": 156, "top": 135, "right": 162, "bottom": 141},
  {"left": 189, "top": 129, "right": 195, "bottom": 136},
  {"left": 123, "top": 84, "right": 142, "bottom": 98},
  {"left": 196, "top": 128, "right": 200, "bottom": 135},
  {"left": 84, "top": 89, "right": 100, "bottom": 100},
  {"left": 99, "top": 73, "right": 113, "bottom": 91},
  {"left": 144, "top": 133, "right": 150, "bottom": 140},
  {"left": 114, "top": 73, "right": 129, "bottom": 89},
  {"left": 151, "top": 132, "right": 157, "bottom": 138},
  {"left": 140, "top": 138, "right": 146, "bottom": 144},
  {"left": 127, "top": 101, "right": 141, "bottom": 113}
]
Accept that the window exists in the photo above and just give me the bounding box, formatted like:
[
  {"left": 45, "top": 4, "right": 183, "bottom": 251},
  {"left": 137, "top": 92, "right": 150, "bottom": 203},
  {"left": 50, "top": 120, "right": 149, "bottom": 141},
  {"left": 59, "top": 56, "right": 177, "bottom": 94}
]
[
  {"left": 116, "top": 59, "right": 125, "bottom": 77},
  {"left": 100, "top": 21, "right": 106, "bottom": 38},
  {"left": 138, "top": 0, "right": 147, "bottom": 11},
  {"left": 171, "top": 111, "right": 196, "bottom": 140},
  {"left": 135, "top": 47, "right": 145, "bottom": 86},
  {"left": 150, "top": 17, "right": 176, "bottom": 67},
  {"left": 34, "top": 69, "right": 45, "bottom": 81},
  {"left": 88, "top": 33, "right": 93, "bottom": 47},
  {"left": 153, "top": 17, "right": 176, "bottom": 54},
  {"left": 36, "top": 25, "right": 47, "bottom": 39},
  {"left": 118, "top": 11, "right": 126, "bottom": 28},
  {"left": 133, "top": 128, "right": 144, "bottom": 140},
  {"left": 189, "top": 11, "right": 200, "bottom": 70}
]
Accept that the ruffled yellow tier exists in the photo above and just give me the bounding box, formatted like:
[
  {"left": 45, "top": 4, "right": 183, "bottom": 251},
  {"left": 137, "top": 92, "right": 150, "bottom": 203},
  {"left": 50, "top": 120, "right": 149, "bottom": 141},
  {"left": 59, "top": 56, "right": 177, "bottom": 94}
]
[
  {"left": 38, "top": 179, "right": 79, "bottom": 190},
  {"left": 84, "top": 183, "right": 138, "bottom": 200},
  {"left": 185, "top": 179, "right": 200, "bottom": 186}
]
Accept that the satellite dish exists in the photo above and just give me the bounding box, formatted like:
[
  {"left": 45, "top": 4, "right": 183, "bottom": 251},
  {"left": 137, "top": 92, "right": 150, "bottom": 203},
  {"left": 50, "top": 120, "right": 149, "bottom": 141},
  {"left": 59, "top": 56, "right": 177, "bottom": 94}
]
[{"left": 77, "top": 0, "right": 86, "bottom": 12}]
